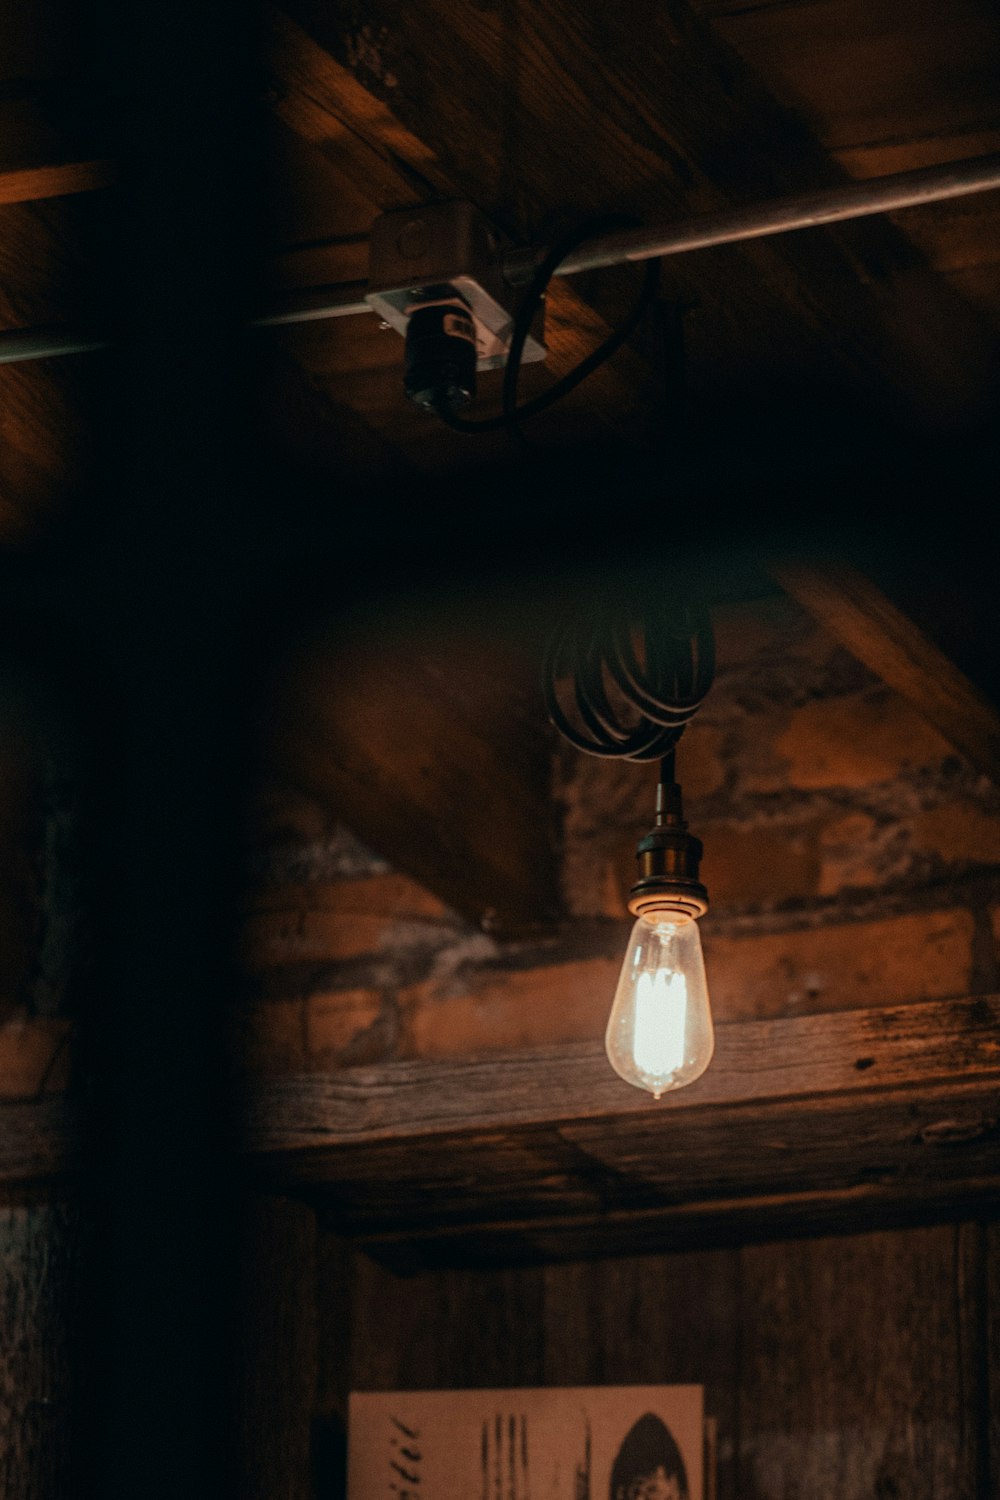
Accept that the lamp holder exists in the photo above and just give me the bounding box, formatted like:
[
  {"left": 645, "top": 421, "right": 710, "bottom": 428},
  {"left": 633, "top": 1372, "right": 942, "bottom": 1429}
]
[
  {"left": 627, "top": 779, "right": 708, "bottom": 924},
  {"left": 366, "top": 201, "right": 547, "bottom": 372}
]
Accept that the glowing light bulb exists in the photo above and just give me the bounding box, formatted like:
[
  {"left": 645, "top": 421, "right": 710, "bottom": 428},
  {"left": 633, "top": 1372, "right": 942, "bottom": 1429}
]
[{"left": 605, "top": 914, "right": 714, "bottom": 1098}]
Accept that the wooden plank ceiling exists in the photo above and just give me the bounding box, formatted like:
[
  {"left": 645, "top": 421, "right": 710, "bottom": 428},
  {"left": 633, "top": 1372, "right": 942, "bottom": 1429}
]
[
  {"left": 2, "top": 0, "right": 999, "bottom": 930},
  {"left": 2, "top": 0, "right": 1000, "bottom": 530}
]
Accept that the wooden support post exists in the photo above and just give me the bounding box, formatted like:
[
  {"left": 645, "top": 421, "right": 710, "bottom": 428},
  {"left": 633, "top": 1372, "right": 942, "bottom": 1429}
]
[{"left": 0, "top": 1203, "right": 78, "bottom": 1498}]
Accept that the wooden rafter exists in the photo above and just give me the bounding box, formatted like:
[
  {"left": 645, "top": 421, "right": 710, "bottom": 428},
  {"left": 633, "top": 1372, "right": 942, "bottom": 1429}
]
[
  {"left": 772, "top": 558, "right": 1000, "bottom": 787},
  {"left": 0, "top": 159, "right": 112, "bottom": 206},
  {"left": 268, "top": 619, "right": 563, "bottom": 934}
]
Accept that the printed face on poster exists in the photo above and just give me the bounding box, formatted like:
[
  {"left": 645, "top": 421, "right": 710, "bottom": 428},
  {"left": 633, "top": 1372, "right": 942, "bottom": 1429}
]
[{"left": 349, "top": 1386, "right": 704, "bottom": 1500}]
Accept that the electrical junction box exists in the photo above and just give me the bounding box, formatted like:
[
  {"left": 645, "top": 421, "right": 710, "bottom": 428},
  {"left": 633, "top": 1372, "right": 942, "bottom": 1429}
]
[{"left": 365, "top": 201, "right": 547, "bottom": 371}]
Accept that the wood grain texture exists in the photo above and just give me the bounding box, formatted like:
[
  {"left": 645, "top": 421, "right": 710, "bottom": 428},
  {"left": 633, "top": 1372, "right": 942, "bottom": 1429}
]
[
  {"left": 265, "top": 8, "right": 452, "bottom": 209},
  {"left": 275, "top": 1084, "right": 1000, "bottom": 1269},
  {"left": 354, "top": 1249, "right": 546, "bottom": 1390},
  {"left": 542, "top": 1251, "right": 739, "bottom": 1499},
  {"left": 249, "top": 994, "right": 1000, "bottom": 1148},
  {"left": 336, "top": 1223, "right": 995, "bottom": 1500},
  {"left": 0, "top": 1203, "right": 77, "bottom": 1499},
  {"left": 739, "top": 1226, "right": 978, "bottom": 1497},
  {"left": 698, "top": 0, "right": 1000, "bottom": 334},
  {"left": 0, "top": 159, "right": 112, "bottom": 206},
  {"left": 988, "top": 1222, "right": 1000, "bottom": 1494},
  {"left": 271, "top": 620, "right": 562, "bottom": 932},
  {"left": 771, "top": 559, "right": 1000, "bottom": 786},
  {"left": 235, "top": 1194, "right": 319, "bottom": 1500},
  {"left": 246, "top": 996, "right": 1000, "bottom": 1266}
]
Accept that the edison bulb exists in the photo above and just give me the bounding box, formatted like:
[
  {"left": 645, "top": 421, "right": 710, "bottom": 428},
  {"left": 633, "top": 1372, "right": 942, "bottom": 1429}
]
[{"left": 605, "top": 914, "right": 714, "bottom": 1097}]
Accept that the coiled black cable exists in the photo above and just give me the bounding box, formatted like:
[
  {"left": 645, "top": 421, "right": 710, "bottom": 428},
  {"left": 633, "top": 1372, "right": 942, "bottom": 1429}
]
[
  {"left": 543, "top": 602, "right": 715, "bottom": 762},
  {"left": 435, "top": 214, "right": 660, "bottom": 436}
]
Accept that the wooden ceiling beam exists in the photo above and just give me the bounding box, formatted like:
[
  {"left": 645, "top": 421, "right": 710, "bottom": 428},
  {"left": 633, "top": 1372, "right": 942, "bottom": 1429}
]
[
  {"left": 0, "top": 159, "right": 112, "bottom": 207},
  {"left": 12, "top": 996, "right": 997, "bottom": 1253},
  {"left": 248, "top": 994, "right": 1000, "bottom": 1147},
  {"left": 264, "top": 6, "right": 453, "bottom": 208},
  {"left": 268, "top": 620, "right": 563, "bottom": 934},
  {"left": 771, "top": 557, "right": 1000, "bottom": 787},
  {"left": 0, "top": 85, "right": 110, "bottom": 206},
  {"left": 245, "top": 993, "right": 1000, "bottom": 1267}
]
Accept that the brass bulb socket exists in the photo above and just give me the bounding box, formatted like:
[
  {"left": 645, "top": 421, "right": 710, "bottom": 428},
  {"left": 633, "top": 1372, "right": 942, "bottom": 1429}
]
[
  {"left": 626, "top": 806, "right": 709, "bottom": 924},
  {"left": 628, "top": 882, "right": 709, "bottom": 924}
]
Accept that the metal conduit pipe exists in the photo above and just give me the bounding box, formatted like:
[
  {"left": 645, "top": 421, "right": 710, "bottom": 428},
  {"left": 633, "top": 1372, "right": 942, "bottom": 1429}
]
[
  {"left": 2, "top": 152, "right": 999, "bottom": 367},
  {"left": 502, "top": 152, "right": 1000, "bottom": 283},
  {"left": 0, "top": 327, "right": 111, "bottom": 365},
  {"left": 0, "top": 283, "right": 375, "bottom": 366}
]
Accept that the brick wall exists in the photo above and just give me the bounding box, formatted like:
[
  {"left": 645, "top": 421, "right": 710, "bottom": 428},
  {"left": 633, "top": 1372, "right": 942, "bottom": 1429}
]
[{"left": 237, "top": 596, "right": 1000, "bottom": 1073}]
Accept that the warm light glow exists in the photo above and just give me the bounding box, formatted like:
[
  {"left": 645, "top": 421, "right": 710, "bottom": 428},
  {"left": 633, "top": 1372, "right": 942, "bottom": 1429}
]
[
  {"left": 633, "top": 968, "right": 687, "bottom": 1078},
  {"left": 605, "top": 915, "right": 714, "bottom": 1097}
]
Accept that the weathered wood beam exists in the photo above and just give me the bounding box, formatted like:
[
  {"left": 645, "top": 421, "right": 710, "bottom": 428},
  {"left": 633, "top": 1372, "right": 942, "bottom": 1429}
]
[
  {"left": 270, "top": 622, "right": 562, "bottom": 933},
  {"left": 0, "top": 85, "right": 110, "bottom": 206},
  {"left": 355, "top": 1168, "right": 1000, "bottom": 1272},
  {"left": 246, "top": 994, "right": 1000, "bottom": 1264},
  {"left": 0, "top": 159, "right": 112, "bottom": 206},
  {"left": 249, "top": 993, "right": 1000, "bottom": 1147},
  {"left": 6, "top": 997, "right": 999, "bottom": 1268},
  {"left": 771, "top": 558, "right": 1000, "bottom": 787}
]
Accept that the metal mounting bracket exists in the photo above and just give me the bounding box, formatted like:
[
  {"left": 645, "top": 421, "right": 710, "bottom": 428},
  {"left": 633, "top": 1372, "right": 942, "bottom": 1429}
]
[{"left": 365, "top": 201, "right": 546, "bottom": 371}]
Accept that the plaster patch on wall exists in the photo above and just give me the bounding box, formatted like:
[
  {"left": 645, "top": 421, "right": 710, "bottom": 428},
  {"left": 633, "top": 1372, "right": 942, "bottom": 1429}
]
[{"left": 248, "top": 824, "right": 390, "bottom": 884}]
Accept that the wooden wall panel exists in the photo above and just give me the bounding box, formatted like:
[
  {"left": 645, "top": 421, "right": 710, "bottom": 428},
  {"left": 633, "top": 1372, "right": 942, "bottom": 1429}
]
[
  {"left": 738, "top": 1227, "right": 977, "bottom": 1498},
  {"left": 0, "top": 1202, "right": 76, "bottom": 1500},
  {"left": 541, "top": 1253, "right": 740, "bottom": 1500},
  {"left": 336, "top": 1223, "right": 1000, "bottom": 1500},
  {"left": 235, "top": 1194, "right": 319, "bottom": 1500},
  {"left": 350, "top": 1250, "right": 546, "bottom": 1392},
  {"left": 988, "top": 1223, "right": 1000, "bottom": 1494}
]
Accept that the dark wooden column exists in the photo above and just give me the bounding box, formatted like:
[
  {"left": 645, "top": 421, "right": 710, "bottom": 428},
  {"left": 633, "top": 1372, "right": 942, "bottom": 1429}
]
[{"left": 0, "top": 1203, "right": 78, "bottom": 1500}]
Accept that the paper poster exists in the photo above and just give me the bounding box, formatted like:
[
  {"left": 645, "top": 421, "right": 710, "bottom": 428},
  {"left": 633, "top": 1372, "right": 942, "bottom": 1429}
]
[{"left": 349, "top": 1386, "right": 704, "bottom": 1500}]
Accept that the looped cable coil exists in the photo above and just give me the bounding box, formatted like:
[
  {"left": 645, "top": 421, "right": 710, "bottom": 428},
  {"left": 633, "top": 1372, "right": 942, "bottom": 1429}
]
[{"left": 543, "top": 603, "right": 715, "bottom": 762}]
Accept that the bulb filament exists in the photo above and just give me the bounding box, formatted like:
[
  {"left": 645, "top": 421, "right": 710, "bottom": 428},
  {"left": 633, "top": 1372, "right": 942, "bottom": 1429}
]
[{"left": 634, "top": 967, "right": 687, "bottom": 1095}]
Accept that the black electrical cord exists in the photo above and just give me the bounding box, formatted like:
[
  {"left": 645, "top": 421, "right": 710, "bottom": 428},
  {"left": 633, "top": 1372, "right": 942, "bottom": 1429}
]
[
  {"left": 435, "top": 214, "right": 660, "bottom": 436},
  {"left": 542, "top": 603, "right": 715, "bottom": 762}
]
